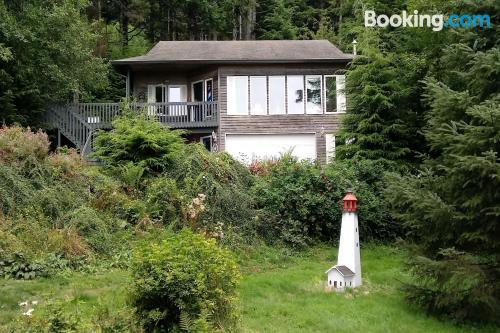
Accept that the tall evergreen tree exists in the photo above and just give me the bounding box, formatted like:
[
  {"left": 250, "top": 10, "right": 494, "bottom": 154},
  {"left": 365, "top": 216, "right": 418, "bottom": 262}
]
[{"left": 385, "top": 1, "right": 500, "bottom": 322}]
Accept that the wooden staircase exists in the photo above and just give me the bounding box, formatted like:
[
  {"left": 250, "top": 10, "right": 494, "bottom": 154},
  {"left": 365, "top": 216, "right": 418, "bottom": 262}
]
[{"left": 46, "top": 103, "right": 96, "bottom": 157}]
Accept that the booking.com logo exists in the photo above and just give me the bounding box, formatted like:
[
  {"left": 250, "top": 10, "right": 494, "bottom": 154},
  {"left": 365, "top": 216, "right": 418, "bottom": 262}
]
[{"left": 365, "top": 10, "right": 491, "bottom": 31}]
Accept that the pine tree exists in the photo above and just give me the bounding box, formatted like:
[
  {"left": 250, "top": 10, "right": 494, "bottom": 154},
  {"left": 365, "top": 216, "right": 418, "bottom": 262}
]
[{"left": 385, "top": 21, "right": 500, "bottom": 322}]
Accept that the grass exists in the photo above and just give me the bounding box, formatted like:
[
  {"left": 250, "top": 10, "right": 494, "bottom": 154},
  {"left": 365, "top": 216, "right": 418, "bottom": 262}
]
[{"left": 0, "top": 245, "right": 498, "bottom": 332}]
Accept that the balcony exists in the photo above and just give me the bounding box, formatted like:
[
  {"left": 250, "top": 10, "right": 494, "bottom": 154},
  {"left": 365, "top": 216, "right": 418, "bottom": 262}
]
[{"left": 46, "top": 101, "right": 218, "bottom": 156}]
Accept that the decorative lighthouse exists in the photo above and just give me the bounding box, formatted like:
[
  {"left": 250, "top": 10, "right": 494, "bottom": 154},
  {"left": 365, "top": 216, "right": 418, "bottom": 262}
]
[{"left": 326, "top": 191, "right": 362, "bottom": 290}]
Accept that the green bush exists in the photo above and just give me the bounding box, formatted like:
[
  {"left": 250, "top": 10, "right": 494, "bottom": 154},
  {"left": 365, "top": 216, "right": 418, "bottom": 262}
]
[
  {"left": 252, "top": 154, "right": 398, "bottom": 248},
  {"left": 130, "top": 229, "right": 240, "bottom": 332},
  {"left": 93, "top": 108, "right": 185, "bottom": 174},
  {"left": 0, "top": 125, "right": 137, "bottom": 276},
  {"left": 0, "top": 126, "right": 49, "bottom": 165},
  {"left": 167, "top": 143, "right": 256, "bottom": 236},
  {"left": 62, "top": 206, "right": 116, "bottom": 254},
  {"left": 145, "top": 177, "right": 183, "bottom": 225}
]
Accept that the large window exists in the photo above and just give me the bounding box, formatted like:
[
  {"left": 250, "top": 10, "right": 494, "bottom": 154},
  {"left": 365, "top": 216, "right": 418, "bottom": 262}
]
[
  {"left": 250, "top": 76, "right": 267, "bottom": 115},
  {"left": 287, "top": 76, "right": 304, "bottom": 114},
  {"left": 306, "top": 75, "right": 322, "bottom": 114},
  {"left": 324, "top": 75, "right": 346, "bottom": 112},
  {"left": 324, "top": 75, "right": 336, "bottom": 112},
  {"left": 227, "top": 76, "right": 249, "bottom": 115},
  {"left": 227, "top": 74, "right": 345, "bottom": 115},
  {"left": 269, "top": 76, "right": 285, "bottom": 115},
  {"left": 336, "top": 75, "right": 346, "bottom": 112}
]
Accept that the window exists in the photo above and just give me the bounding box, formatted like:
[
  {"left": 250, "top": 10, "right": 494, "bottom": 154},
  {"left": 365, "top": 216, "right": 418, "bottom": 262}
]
[
  {"left": 192, "top": 81, "right": 204, "bottom": 102},
  {"left": 205, "top": 79, "right": 213, "bottom": 101},
  {"left": 250, "top": 76, "right": 267, "bottom": 115},
  {"left": 269, "top": 76, "right": 285, "bottom": 115},
  {"left": 336, "top": 75, "right": 346, "bottom": 112},
  {"left": 306, "top": 75, "right": 322, "bottom": 114},
  {"left": 325, "top": 134, "right": 335, "bottom": 162},
  {"left": 356, "top": 242, "right": 358, "bottom": 247},
  {"left": 200, "top": 135, "right": 212, "bottom": 151},
  {"left": 287, "top": 76, "right": 304, "bottom": 114},
  {"left": 168, "top": 85, "right": 187, "bottom": 116},
  {"left": 324, "top": 75, "right": 336, "bottom": 112},
  {"left": 227, "top": 76, "right": 248, "bottom": 115},
  {"left": 340, "top": 281, "right": 342, "bottom": 287},
  {"left": 147, "top": 84, "right": 166, "bottom": 103},
  {"left": 350, "top": 281, "right": 352, "bottom": 286},
  {"left": 356, "top": 227, "right": 357, "bottom": 232},
  {"left": 329, "top": 280, "right": 332, "bottom": 285}
]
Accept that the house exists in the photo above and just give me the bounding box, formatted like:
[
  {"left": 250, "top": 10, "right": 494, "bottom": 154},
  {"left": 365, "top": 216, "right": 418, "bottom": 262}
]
[
  {"left": 326, "top": 265, "right": 355, "bottom": 289},
  {"left": 326, "top": 191, "right": 362, "bottom": 291},
  {"left": 47, "top": 40, "right": 353, "bottom": 163}
]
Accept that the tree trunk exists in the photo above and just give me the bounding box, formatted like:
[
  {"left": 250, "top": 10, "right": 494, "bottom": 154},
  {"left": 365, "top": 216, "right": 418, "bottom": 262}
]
[{"left": 119, "top": 0, "right": 130, "bottom": 49}]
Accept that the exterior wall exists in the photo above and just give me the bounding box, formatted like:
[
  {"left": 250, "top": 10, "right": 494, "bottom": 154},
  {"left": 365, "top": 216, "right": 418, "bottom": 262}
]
[
  {"left": 217, "top": 64, "right": 347, "bottom": 164},
  {"left": 327, "top": 270, "right": 354, "bottom": 289},
  {"left": 130, "top": 67, "right": 218, "bottom": 102}
]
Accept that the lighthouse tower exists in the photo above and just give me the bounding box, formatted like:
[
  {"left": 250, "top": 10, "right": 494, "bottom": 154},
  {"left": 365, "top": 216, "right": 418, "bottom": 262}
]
[{"left": 326, "top": 191, "right": 362, "bottom": 289}]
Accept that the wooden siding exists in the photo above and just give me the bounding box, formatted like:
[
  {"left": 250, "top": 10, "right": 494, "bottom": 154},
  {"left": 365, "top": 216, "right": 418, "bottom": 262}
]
[{"left": 217, "top": 64, "right": 347, "bottom": 164}]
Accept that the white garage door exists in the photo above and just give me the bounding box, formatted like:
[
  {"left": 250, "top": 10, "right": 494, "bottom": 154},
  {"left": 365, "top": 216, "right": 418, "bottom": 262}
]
[{"left": 225, "top": 134, "right": 317, "bottom": 163}]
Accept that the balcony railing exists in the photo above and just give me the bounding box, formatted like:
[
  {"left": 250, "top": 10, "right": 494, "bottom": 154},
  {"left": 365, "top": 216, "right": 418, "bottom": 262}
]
[
  {"left": 46, "top": 101, "right": 218, "bottom": 156},
  {"left": 73, "top": 101, "right": 218, "bottom": 129}
]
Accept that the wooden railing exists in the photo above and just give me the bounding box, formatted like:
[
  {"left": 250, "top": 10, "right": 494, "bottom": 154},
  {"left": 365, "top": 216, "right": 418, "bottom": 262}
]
[
  {"left": 46, "top": 101, "right": 218, "bottom": 156},
  {"left": 72, "top": 101, "right": 218, "bottom": 129}
]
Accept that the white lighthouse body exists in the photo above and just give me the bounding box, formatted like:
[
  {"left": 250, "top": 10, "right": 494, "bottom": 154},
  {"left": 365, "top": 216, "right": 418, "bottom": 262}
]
[{"left": 326, "top": 192, "right": 362, "bottom": 290}]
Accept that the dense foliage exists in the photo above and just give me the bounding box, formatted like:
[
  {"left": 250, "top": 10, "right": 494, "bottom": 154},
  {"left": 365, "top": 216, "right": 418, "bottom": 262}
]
[
  {"left": 385, "top": 26, "right": 500, "bottom": 322},
  {"left": 93, "top": 109, "right": 185, "bottom": 174},
  {"left": 130, "top": 229, "right": 240, "bottom": 332},
  {"left": 0, "top": 0, "right": 108, "bottom": 125},
  {"left": 0, "top": 126, "right": 131, "bottom": 278},
  {"left": 252, "top": 155, "right": 398, "bottom": 248}
]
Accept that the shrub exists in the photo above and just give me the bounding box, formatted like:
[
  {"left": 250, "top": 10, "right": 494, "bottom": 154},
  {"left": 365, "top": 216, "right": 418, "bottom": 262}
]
[
  {"left": 167, "top": 143, "right": 256, "bottom": 236},
  {"left": 46, "top": 148, "right": 84, "bottom": 177},
  {"left": 252, "top": 154, "right": 398, "bottom": 248},
  {"left": 145, "top": 177, "right": 183, "bottom": 225},
  {"left": 0, "top": 126, "right": 49, "bottom": 165},
  {"left": 62, "top": 206, "right": 115, "bottom": 254},
  {"left": 93, "top": 108, "right": 185, "bottom": 174},
  {"left": 130, "top": 229, "right": 240, "bottom": 332}
]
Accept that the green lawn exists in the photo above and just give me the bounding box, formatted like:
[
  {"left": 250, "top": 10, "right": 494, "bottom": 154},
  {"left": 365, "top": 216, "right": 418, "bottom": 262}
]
[
  {"left": 237, "top": 245, "right": 497, "bottom": 333},
  {"left": 0, "top": 245, "right": 498, "bottom": 332}
]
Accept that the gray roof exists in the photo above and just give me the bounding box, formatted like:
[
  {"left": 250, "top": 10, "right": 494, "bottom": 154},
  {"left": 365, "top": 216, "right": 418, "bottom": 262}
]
[
  {"left": 326, "top": 265, "right": 355, "bottom": 277},
  {"left": 113, "top": 40, "right": 353, "bottom": 65}
]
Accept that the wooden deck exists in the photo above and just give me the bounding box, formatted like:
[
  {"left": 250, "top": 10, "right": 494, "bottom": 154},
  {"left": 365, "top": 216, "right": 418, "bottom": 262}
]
[{"left": 46, "top": 101, "right": 218, "bottom": 155}]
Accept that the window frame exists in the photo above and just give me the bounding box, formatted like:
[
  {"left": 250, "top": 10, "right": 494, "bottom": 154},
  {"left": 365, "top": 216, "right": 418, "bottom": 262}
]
[
  {"left": 249, "top": 76, "right": 268, "bottom": 115},
  {"left": 336, "top": 75, "right": 347, "bottom": 113},
  {"left": 286, "top": 75, "right": 306, "bottom": 115},
  {"left": 227, "top": 75, "right": 249, "bottom": 115},
  {"left": 268, "top": 75, "right": 286, "bottom": 115},
  {"left": 205, "top": 78, "right": 213, "bottom": 102},
  {"left": 305, "top": 75, "right": 323, "bottom": 114},
  {"left": 323, "top": 75, "right": 337, "bottom": 113},
  {"left": 191, "top": 80, "right": 204, "bottom": 102}
]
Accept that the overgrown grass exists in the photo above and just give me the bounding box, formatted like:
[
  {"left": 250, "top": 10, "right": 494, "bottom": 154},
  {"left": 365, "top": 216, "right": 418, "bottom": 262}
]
[{"left": 1, "top": 245, "right": 498, "bottom": 332}]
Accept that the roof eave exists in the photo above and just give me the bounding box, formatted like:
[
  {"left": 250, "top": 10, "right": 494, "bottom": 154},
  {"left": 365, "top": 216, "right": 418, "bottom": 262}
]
[{"left": 112, "top": 58, "right": 353, "bottom": 66}]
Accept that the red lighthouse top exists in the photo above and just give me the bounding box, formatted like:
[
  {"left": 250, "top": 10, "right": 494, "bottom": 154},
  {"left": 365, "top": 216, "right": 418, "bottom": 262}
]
[{"left": 343, "top": 191, "right": 358, "bottom": 212}]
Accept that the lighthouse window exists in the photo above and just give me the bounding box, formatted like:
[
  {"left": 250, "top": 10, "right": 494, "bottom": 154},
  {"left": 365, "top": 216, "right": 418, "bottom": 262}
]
[
  {"left": 356, "top": 228, "right": 357, "bottom": 232},
  {"left": 356, "top": 242, "right": 358, "bottom": 247},
  {"left": 350, "top": 281, "right": 352, "bottom": 286}
]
